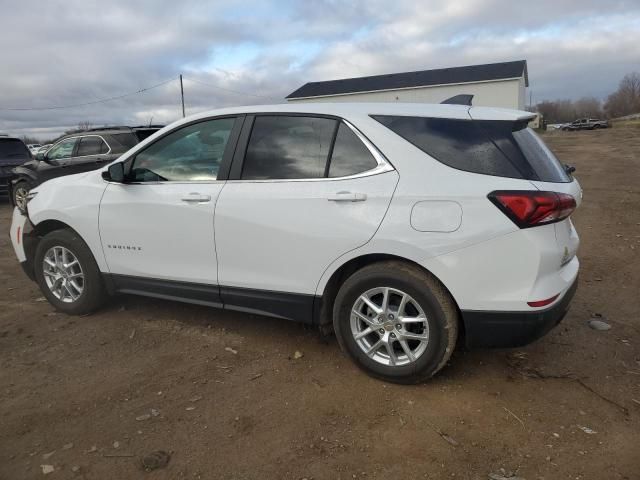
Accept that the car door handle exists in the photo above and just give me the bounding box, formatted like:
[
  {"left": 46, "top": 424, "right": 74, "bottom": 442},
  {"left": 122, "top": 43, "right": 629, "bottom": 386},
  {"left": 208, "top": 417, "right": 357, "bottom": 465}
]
[
  {"left": 181, "top": 193, "right": 211, "bottom": 203},
  {"left": 327, "top": 191, "right": 367, "bottom": 202}
]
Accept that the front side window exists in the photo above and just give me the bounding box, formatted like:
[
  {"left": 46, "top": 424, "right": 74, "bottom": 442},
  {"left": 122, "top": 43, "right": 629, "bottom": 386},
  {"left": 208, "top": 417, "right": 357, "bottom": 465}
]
[
  {"left": 76, "top": 136, "right": 108, "bottom": 157},
  {"left": 241, "top": 116, "right": 336, "bottom": 180},
  {"left": 129, "top": 118, "right": 236, "bottom": 182},
  {"left": 47, "top": 138, "right": 77, "bottom": 160}
]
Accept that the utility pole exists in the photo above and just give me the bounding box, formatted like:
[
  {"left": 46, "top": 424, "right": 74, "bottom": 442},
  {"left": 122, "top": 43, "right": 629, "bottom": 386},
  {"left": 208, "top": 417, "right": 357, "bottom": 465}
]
[{"left": 180, "top": 74, "right": 185, "bottom": 118}]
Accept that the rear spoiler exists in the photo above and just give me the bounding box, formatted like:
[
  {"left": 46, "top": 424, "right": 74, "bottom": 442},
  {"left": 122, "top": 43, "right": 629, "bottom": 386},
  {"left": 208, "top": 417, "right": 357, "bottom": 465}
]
[{"left": 441, "top": 94, "right": 474, "bottom": 106}]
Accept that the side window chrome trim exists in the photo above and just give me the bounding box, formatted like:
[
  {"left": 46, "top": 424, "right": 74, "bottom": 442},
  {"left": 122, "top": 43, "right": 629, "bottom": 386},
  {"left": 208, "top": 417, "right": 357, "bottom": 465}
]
[{"left": 228, "top": 118, "right": 395, "bottom": 184}]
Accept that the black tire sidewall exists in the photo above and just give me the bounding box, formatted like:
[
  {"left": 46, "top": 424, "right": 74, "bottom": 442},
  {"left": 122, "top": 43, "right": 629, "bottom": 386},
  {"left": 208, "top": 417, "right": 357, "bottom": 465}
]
[
  {"left": 334, "top": 269, "right": 450, "bottom": 382},
  {"left": 34, "top": 229, "right": 105, "bottom": 315}
]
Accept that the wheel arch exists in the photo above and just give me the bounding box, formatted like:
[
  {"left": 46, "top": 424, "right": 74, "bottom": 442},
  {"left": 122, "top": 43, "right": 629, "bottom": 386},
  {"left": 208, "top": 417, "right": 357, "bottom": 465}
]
[
  {"left": 11, "top": 168, "right": 38, "bottom": 184},
  {"left": 315, "top": 253, "right": 464, "bottom": 340}
]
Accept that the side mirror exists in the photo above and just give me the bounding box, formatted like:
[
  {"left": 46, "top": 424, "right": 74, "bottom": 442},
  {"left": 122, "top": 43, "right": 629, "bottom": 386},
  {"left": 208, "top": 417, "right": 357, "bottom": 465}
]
[
  {"left": 102, "top": 162, "right": 125, "bottom": 183},
  {"left": 564, "top": 164, "right": 576, "bottom": 175},
  {"left": 35, "top": 151, "right": 46, "bottom": 161}
]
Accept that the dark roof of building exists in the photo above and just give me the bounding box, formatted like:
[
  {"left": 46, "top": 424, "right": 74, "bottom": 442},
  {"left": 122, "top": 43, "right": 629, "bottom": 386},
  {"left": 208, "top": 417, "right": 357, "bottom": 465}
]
[{"left": 286, "top": 60, "right": 528, "bottom": 99}]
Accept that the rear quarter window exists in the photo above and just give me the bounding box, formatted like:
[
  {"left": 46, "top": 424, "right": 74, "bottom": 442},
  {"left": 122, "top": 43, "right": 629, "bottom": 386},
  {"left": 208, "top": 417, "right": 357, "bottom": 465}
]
[
  {"left": 106, "top": 133, "right": 139, "bottom": 154},
  {"left": 372, "top": 115, "right": 569, "bottom": 183}
]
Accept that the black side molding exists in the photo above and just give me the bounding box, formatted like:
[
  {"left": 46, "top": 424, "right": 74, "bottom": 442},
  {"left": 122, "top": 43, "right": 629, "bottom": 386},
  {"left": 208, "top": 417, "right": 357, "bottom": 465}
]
[{"left": 105, "top": 274, "right": 317, "bottom": 323}]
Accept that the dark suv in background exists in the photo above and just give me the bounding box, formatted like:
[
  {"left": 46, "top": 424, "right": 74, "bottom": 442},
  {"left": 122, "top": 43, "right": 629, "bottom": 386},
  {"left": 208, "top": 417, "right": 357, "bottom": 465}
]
[
  {"left": 1, "top": 135, "right": 32, "bottom": 201},
  {"left": 10, "top": 126, "right": 162, "bottom": 209}
]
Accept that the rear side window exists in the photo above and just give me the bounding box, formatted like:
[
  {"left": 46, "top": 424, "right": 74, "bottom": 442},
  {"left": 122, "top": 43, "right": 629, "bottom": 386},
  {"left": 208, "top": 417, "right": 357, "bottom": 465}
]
[
  {"left": 328, "top": 123, "right": 377, "bottom": 178},
  {"left": 241, "top": 116, "right": 336, "bottom": 180},
  {"left": 373, "top": 116, "right": 569, "bottom": 182},
  {"left": 76, "top": 136, "right": 108, "bottom": 156}
]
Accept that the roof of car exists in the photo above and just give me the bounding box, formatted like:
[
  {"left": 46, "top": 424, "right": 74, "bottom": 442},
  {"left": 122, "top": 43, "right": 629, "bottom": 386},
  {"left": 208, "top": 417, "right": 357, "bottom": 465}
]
[
  {"left": 0, "top": 135, "right": 24, "bottom": 141},
  {"left": 176, "top": 102, "right": 534, "bottom": 124},
  {"left": 286, "top": 60, "right": 529, "bottom": 99}
]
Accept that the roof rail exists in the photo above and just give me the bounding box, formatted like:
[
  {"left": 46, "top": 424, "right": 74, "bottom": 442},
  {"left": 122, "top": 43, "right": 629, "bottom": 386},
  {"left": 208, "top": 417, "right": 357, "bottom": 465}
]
[
  {"left": 86, "top": 126, "right": 133, "bottom": 132},
  {"left": 441, "top": 94, "right": 474, "bottom": 106}
]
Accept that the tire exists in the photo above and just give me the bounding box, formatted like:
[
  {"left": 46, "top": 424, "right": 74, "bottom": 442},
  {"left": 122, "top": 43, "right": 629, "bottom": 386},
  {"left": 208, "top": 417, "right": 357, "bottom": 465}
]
[
  {"left": 12, "top": 181, "right": 29, "bottom": 211},
  {"left": 332, "top": 261, "right": 458, "bottom": 384},
  {"left": 592, "top": 124, "right": 600, "bottom": 129},
  {"left": 34, "top": 229, "right": 107, "bottom": 315}
]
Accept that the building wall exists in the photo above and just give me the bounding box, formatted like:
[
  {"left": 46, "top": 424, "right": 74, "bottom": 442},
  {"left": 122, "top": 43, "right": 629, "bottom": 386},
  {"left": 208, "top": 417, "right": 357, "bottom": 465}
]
[{"left": 288, "top": 78, "right": 526, "bottom": 110}]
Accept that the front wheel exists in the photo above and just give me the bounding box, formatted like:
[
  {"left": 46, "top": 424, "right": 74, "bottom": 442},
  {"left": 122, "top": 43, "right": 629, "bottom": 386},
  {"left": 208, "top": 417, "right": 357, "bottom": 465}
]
[
  {"left": 34, "top": 229, "right": 107, "bottom": 315},
  {"left": 12, "top": 181, "right": 29, "bottom": 211},
  {"left": 333, "top": 261, "right": 458, "bottom": 384}
]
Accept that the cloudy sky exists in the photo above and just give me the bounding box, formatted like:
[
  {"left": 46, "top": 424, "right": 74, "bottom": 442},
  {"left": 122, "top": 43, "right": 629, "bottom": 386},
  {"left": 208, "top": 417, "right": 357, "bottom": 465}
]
[{"left": 1, "top": 0, "right": 639, "bottom": 139}]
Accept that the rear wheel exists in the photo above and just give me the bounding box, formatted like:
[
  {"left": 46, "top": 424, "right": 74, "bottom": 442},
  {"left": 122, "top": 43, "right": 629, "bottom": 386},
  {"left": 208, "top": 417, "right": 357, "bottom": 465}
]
[
  {"left": 333, "top": 261, "right": 458, "bottom": 383},
  {"left": 13, "top": 181, "right": 29, "bottom": 210},
  {"left": 34, "top": 229, "right": 107, "bottom": 315}
]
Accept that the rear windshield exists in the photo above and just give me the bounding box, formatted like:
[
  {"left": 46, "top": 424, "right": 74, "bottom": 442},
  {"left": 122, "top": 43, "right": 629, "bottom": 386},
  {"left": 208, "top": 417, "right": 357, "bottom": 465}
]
[
  {"left": 0, "top": 138, "right": 31, "bottom": 158},
  {"left": 372, "top": 116, "right": 570, "bottom": 183}
]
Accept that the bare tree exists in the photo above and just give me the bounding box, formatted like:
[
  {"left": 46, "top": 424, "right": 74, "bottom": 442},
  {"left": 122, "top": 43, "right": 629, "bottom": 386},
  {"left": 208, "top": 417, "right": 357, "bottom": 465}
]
[
  {"left": 535, "top": 99, "right": 578, "bottom": 123},
  {"left": 604, "top": 72, "right": 640, "bottom": 118},
  {"left": 573, "top": 97, "right": 603, "bottom": 118}
]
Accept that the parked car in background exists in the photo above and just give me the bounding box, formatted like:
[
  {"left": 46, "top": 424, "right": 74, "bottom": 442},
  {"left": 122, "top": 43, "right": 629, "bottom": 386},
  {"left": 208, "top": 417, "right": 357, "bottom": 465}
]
[
  {"left": 10, "top": 126, "right": 163, "bottom": 209},
  {"left": 561, "top": 118, "right": 609, "bottom": 131},
  {"left": 9, "top": 103, "right": 581, "bottom": 383},
  {"left": 36, "top": 144, "right": 52, "bottom": 154},
  {"left": 27, "top": 144, "right": 42, "bottom": 155},
  {"left": 1, "top": 135, "right": 32, "bottom": 200}
]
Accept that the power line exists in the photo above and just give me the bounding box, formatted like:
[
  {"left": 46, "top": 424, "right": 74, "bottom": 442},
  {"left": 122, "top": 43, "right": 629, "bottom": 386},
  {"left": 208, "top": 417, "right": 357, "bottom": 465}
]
[
  {"left": 0, "top": 78, "right": 177, "bottom": 111},
  {"left": 182, "top": 76, "right": 278, "bottom": 100}
]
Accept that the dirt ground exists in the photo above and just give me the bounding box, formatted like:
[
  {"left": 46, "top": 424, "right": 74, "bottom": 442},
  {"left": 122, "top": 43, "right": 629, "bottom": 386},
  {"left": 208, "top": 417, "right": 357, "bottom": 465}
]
[{"left": 1, "top": 126, "right": 639, "bottom": 480}]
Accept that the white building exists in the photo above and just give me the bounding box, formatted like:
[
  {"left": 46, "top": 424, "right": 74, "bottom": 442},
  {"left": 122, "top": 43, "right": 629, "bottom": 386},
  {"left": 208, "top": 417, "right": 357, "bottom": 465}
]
[{"left": 286, "top": 60, "right": 528, "bottom": 110}]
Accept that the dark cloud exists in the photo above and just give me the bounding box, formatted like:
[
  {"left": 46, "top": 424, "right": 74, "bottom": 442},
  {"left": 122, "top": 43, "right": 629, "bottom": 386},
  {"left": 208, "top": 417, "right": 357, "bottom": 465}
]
[{"left": 1, "top": 0, "right": 639, "bottom": 139}]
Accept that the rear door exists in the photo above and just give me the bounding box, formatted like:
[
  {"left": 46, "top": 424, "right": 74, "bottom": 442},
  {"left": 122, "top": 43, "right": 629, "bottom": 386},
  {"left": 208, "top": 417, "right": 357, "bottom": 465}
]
[
  {"left": 214, "top": 114, "right": 398, "bottom": 321},
  {"left": 66, "top": 135, "right": 112, "bottom": 175}
]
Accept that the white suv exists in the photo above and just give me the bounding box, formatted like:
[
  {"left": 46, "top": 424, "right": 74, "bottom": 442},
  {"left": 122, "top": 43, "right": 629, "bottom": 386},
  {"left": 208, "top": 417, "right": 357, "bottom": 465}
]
[{"left": 9, "top": 103, "right": 581, "bottom": 383}]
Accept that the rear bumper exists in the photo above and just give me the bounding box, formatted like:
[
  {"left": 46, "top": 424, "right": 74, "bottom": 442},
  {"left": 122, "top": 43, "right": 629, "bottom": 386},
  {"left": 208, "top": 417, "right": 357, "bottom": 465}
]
[{"left": 461, "top": 275, "right": 578, "bottom": 349}]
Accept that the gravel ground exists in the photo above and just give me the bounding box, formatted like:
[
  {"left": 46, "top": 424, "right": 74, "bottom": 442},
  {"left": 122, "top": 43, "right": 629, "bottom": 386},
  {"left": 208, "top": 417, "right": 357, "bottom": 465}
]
[{"left": 0, "top": 126, "right": 639, "bottom": 479}]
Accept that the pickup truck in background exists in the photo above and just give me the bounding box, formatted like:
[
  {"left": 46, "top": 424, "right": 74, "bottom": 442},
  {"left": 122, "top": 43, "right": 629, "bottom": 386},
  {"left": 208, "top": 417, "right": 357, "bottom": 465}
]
[{"left": 561, "top": 118, "right": 609, "bottom": 131}]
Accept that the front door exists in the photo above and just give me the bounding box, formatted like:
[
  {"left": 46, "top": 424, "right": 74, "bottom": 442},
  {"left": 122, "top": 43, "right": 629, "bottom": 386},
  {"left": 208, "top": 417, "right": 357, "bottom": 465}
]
[
  {"left": 98, "top": 116, "right": 241, "bottom": 301},
  {"left": 40, "top": 137, "right": 79, "bottom": 183},
  {"left": 214, "top": 115, "right": 398, "bottom": 321}
]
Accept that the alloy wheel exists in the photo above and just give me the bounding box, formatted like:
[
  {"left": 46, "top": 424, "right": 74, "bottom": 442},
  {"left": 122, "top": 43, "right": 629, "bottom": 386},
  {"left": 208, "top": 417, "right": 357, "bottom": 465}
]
[
  {"left": 14, "top": 187, "right": 28, "bottom": 211},
  {"left": 42, "top": 246, "right": 84, "bottom": 303},
  {"left": 350, "top": 287, "right": 429, "bottom": 366}
]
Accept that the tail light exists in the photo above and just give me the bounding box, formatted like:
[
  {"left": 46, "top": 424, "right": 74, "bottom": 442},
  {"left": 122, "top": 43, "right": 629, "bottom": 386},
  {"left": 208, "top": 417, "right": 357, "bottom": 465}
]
[{"left": 488, "top": 190, "right": 576, "bottom": 228}]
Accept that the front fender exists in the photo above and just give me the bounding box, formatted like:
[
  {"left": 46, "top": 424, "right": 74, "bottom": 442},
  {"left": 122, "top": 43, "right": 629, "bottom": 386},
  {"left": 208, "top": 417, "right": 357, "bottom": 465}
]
[
  {"left": 27, "top": 171, "right": 109, "bottom": 272},
  {"left": 10, "top": 166, "right": 38, "bottom": 184}
]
